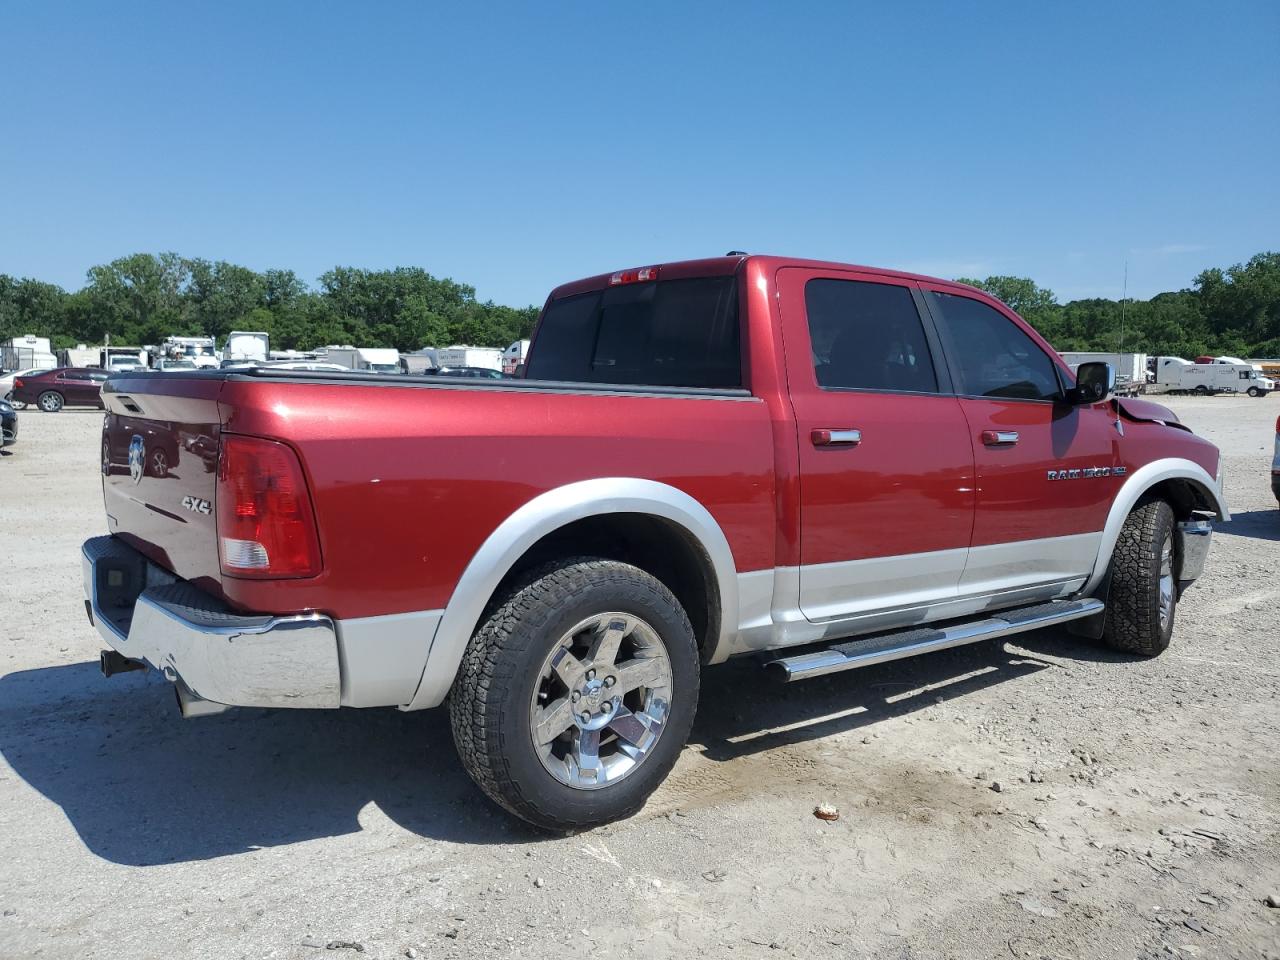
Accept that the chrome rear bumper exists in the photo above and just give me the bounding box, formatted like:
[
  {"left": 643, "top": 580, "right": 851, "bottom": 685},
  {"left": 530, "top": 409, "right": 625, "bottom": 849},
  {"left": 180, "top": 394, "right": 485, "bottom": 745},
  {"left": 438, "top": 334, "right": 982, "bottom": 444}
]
[{"left": 82, "top": 535, "right": 340, "bottom": 710}]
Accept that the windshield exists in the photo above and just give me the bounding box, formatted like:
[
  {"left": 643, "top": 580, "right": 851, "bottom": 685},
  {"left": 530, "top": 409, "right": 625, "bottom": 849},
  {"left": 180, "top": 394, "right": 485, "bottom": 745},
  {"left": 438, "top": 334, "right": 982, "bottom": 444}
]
[{"left": 370, "top": 363, "right": 399, "bottom": 373}]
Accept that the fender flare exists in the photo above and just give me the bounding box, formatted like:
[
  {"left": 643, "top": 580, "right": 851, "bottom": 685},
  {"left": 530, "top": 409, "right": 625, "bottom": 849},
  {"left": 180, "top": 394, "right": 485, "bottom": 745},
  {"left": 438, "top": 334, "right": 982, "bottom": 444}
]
[
  {"left": 1082, "top": 457, "right": 1228, "bottom": 596},
  {"left": 403, "top": 477, "right": 740, "bottom": 710}
]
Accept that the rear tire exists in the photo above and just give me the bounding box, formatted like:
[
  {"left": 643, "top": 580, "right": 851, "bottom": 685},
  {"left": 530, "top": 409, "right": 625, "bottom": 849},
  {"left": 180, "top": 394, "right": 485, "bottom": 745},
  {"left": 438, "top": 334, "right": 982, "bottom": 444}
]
[
  {"left": 1101, "top": 500, "right": 1177, "bottom": 656},
  {"left": 1193, "top": 385, "right": 1210, "bottom": 396},
  {"left": 449, "top": 557, "right": 699, "bottom": 832},
  {"left": 37, "top": 391, "right": 63, "bottom": 412}
]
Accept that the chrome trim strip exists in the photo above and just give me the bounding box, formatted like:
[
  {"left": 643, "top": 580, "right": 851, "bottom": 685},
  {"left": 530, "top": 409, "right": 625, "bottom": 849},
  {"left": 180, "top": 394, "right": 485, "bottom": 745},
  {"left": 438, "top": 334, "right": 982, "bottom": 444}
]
[
  {"left": 1082, "top": 457, "right": 1229, "bottom": 595},
  {"left": 404, "top": 478, "right": 741, "bottom": 711},
  {"left": 767, "top": 598, "right": 1105, "bottom": 681}
]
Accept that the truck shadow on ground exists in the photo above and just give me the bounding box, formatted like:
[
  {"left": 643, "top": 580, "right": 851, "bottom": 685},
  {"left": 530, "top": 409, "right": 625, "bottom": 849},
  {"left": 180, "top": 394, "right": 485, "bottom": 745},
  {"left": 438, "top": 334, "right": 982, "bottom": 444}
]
[
  {"left": 1221, "top": 508, "right": 1280, "bottom": 542},
  {"left": 0, "top": 628, "right": 1112, "bottom": 866}
]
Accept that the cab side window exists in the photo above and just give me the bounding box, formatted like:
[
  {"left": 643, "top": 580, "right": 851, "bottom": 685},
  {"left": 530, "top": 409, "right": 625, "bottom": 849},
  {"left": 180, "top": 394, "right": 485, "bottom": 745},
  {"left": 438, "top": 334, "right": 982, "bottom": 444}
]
[
  {"left": 925, "top": 291, "right": 1062, "bottom": 402},
  {"left": 805, "top": 279, "right": 939, "bottom": 394}
]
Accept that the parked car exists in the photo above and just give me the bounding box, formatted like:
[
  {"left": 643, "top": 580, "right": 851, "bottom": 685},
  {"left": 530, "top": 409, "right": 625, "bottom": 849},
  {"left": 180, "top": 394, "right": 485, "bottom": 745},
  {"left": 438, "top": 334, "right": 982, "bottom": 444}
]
[
  {"left": 0, "top": 398, "right": 16, "bottom": 446},
  {"left": 1, "top": 367, "right": 53, "bottom": 409},
  {"left": 11, "top": 367, "right": 109, "bottom": 412},
  {"left": 83, "top": 254, "right": 1227, "bottom": 832},
  {"left": 433, "top": 365, "right": 509, "bottom": 379},
  {"left": 153, "top": 358, "right": 199, "bottom": 372}
]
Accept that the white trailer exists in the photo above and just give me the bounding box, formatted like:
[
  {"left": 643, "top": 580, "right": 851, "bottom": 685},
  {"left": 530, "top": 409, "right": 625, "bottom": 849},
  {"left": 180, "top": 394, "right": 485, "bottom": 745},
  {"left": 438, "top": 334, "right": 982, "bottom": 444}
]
[
  {"left": 1059, "top": 352, "right": 1148, "bottom": 394},
  {"left": 224, "top": 331, "right": 270, "bottom": 364},
  {"left": 323, "top": 346, "right": 400, "bottom": 373},
  {"left": 62, "top": 345, "right": 101, "bottom": 368},
  {"left": 1150, "top": 356, "right": 1275, "bottom": 397},
  {"left": 3, "top": 335, "right": 58, "bottom": 371},
  {"left": 437, "top": 346, "right": 503, "bottom": 372}
]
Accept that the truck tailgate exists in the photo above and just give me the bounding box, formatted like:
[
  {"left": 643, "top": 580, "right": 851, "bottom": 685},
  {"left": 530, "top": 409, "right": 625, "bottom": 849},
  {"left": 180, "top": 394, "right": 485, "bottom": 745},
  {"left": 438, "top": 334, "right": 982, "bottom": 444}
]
[{"left": 101, "top": 374, "right": 225, "bottom": 595}]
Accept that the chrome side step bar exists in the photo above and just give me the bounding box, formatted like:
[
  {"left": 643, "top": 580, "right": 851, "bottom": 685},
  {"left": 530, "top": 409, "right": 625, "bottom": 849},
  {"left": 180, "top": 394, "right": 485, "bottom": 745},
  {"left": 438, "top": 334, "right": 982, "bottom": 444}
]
[{"left": 764, "top": 598, "right": 1105, "bottom": 682}]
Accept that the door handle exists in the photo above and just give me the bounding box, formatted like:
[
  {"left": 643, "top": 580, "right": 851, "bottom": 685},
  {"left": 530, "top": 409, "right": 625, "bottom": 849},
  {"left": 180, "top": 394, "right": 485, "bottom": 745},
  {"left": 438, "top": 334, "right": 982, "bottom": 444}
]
[
  {"left": 982, "top": 430, "right": 1019, "bottom": 446},
  {"left": 812, "top": 428, "right": 861, "bottom": 447}
]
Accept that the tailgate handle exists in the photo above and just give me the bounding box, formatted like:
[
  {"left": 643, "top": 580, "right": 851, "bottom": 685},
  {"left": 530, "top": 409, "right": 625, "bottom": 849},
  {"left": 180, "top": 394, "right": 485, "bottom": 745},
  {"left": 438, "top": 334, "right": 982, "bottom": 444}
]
[
  {"left": 812, "top": 428, "right": 861, "bottom": 447},
  {"left": 982, "top": 430, "right": 1019, "bottom": 446}
]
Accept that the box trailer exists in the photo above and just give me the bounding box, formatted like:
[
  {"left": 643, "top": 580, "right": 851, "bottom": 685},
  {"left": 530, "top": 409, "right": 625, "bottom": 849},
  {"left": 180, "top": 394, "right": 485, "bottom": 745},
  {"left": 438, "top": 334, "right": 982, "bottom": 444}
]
[
  {"left": 437, "top": 346, "right": 503, "bottom": 372},
  {"left": 224, "top": 331, "right": 270, "bottom": 364}
]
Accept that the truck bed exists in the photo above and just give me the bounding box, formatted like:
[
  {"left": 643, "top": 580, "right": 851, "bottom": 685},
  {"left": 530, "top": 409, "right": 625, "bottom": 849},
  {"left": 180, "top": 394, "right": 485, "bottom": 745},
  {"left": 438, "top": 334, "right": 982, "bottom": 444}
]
[{"left": 100, "top": 368, "right": 775, "bottom": 621}]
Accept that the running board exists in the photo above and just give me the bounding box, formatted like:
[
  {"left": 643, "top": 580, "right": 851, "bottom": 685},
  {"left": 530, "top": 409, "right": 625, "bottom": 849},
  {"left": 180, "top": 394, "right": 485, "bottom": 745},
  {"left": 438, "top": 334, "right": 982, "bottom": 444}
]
[{"left": 763, "top": 598, "right": 1105, "bottom": 682}]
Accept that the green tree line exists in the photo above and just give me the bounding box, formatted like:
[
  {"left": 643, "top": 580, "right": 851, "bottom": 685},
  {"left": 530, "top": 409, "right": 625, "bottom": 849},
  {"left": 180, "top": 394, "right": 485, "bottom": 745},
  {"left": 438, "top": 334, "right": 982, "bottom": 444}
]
[
  {"left": 2, "top": 250, "right": 1278, "bottom": 358},
  {"left": 957, "top": 251, "right": 1280, "bottom": 358},
  {"left": 0, "top": 253, "right": 540, "bottom": 353}
]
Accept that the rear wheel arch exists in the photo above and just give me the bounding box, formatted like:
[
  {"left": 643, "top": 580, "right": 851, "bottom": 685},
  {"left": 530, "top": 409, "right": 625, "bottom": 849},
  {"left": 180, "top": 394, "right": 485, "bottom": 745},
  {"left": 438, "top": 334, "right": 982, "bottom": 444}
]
[{"left": 403, "top": 478, "right": 739, "bottom": 711}]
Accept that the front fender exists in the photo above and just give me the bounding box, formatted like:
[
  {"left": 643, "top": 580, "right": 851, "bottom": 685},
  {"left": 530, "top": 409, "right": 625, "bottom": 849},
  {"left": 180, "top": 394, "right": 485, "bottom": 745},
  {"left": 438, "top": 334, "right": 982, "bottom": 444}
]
[
  {"left": 1082, "top": 457, "right": 1228, "bottom": 596},
  {"left": 402, "top": 477, "right": 739, "bottom": 711}
]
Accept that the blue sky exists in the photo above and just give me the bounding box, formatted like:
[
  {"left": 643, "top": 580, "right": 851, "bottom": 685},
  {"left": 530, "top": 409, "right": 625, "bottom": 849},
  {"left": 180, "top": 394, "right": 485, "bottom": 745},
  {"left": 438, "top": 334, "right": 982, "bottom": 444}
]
[{"left": 2, "top": 0, "right": 1276, "bottom": 307}]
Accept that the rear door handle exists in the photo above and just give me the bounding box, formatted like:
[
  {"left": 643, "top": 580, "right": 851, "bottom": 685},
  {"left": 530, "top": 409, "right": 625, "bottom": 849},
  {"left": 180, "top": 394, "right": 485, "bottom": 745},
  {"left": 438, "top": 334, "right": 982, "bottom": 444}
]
[
  {"left": 812, "top": 428, "right": 861, "bottom": 447},
  {"left": 982, "top": 430, "right": 1019, "bottom": 446}
]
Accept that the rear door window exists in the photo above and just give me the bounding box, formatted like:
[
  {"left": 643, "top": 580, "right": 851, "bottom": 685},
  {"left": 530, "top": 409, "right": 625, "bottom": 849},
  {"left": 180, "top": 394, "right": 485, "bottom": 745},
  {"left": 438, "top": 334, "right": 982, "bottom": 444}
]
[
  {"left": 526, "top": 276, "right": 741, "bottom": 388},
  {"left": 805, "top": 278, "right": 939, "bottom": 394},
  {"left": 925, "top": 291, "right": 1062, "bottom": 402}
]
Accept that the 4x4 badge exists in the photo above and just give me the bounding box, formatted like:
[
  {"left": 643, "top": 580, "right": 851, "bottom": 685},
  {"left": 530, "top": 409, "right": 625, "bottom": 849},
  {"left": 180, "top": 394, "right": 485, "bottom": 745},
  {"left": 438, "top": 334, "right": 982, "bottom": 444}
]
[{"left": 181, "top": 495, "right": 212, "bottom": 515}]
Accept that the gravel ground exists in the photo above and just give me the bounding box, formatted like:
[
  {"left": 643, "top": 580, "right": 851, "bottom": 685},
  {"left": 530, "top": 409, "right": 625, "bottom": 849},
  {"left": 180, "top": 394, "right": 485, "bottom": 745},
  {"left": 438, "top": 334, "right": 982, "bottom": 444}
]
[{"left": 1, "top": 396, "right": 1277, "bottom": 960}]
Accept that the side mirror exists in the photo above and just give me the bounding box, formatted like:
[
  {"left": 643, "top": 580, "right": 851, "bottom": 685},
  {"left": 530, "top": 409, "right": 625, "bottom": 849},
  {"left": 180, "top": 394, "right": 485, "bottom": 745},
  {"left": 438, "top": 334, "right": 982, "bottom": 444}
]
[{"left": 1070, "top": 361, "right": 1115, "bottom": 405}]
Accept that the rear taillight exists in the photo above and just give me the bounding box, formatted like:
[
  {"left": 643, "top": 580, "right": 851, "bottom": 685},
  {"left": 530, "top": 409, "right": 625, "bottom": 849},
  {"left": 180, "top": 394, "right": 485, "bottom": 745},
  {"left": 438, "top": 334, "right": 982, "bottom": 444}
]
[
  {"left": 216, "top": 435, "right": 321, "bottom": 579},
  {"left": 13, "top": 378, "right": 23, "bottom": 389},
  {"left": 609, "top": 266, "right": 659, "bottom": 285}
]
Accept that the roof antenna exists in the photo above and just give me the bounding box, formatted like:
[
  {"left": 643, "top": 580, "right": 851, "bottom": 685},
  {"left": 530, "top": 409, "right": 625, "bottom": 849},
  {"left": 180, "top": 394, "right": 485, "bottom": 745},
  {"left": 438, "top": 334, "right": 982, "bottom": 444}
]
[
  {"left": 1119, "top": 260, "right": 1128, "bottom": 354},
  {"left": 725, "top": 250, "right": 748, "bottom": 256}
]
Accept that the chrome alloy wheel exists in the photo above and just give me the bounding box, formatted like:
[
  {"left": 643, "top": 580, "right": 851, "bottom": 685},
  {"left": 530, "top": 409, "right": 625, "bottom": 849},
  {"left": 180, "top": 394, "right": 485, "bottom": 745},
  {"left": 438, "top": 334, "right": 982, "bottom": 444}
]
[
  {"left": 1157, "top": 534, "right": 1175, "bottom": 635},
  {"left": 528, "top": 612, "right": 673, "bottom": 790}
]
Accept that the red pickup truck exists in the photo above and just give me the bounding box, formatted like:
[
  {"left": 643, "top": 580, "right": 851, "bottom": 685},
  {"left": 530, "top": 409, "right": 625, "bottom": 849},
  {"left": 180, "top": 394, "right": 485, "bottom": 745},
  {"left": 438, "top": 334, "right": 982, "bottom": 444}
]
[{"left": 83, "top": 254, "right": 1227, "bottom": 830}]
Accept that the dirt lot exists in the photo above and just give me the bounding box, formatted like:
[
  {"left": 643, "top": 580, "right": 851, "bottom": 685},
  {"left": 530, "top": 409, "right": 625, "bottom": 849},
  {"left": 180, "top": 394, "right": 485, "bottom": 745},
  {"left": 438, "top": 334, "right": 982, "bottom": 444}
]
[{"left": 1, "top": 396, "right": 1277, "bottom": 960}]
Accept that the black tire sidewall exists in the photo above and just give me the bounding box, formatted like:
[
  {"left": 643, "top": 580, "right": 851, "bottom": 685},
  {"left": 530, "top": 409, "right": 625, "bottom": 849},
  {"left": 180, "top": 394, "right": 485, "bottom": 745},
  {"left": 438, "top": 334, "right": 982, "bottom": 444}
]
[{"left": 489, "top": 567, "right": 698, "bottom": 827}]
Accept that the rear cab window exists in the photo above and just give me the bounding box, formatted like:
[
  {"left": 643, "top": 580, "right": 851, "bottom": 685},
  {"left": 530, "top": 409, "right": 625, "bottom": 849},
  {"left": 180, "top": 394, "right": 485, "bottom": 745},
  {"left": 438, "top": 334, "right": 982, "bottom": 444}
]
[{"left": 525, "top": 276, "right": 741, "bottom": 388}]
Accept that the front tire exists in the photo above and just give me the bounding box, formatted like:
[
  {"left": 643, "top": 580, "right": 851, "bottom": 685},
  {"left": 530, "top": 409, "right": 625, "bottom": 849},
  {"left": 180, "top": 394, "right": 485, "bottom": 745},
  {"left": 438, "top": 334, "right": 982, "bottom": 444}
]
[
  {"left": 1248, "top": 386, "right": 1263, "bottom": 398},
  {"left": 37, "top": 391, "right": 63, "bottom": 412},
  {"left": 1101, "top": 500, "right": 1177, "bottom": 656},
  {"left": 449, "top": 557, "right": 699, "bottom": 832}
]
